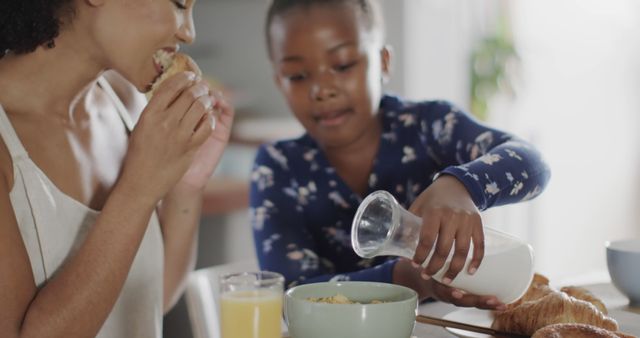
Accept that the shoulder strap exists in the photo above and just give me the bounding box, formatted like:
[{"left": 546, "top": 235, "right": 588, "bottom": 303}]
[
  {"left": 97, "top": 77, "right": 136, "bottom": 132},
  {"left": 0, "top": 104, "right": 29, "bottom": 161}
]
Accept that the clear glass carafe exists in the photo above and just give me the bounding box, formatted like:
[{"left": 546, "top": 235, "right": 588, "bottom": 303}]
[{"left": 351, "top": 190, "right": 534, "bottom": 304}]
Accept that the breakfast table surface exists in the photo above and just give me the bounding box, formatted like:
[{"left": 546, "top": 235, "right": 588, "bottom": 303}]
[{"left": 410, "top": 282, "right": 640, "bottom": 338}]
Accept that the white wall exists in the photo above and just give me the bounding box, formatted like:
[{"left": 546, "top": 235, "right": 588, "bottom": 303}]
[
  {"left": 402, "top": 0, "right": 640, "bottom": 284},
  {"left": 508, "top": 0, "right": 640, "bottom": 284},
  {"left": 183, "top": 0, "right": 288, "bottom": 116},
  {"left": 402, "top": 0, "right": 498, "bottom": 107}
]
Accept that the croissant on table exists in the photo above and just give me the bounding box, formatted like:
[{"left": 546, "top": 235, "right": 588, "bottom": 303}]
[
  {"left": 501, "top": 273, "right": 554, "bottom": 312},
  {"left": 492, "top": 291, "right": 618, "bottom": 335},
  {"left": 492, "top": 273, "right": 636, "bottom": 338},
  {"left": 532, "top": 323, "right": 635, "bottom": 338},
  {"left": 561, "top": 286, "right": 608, "bottom": 315},
  {"left": 504, "top": 277, "right": 608, "bottom": 313},
  {"left": 531, "top": 273, "right": 550, "bottom": 286}
]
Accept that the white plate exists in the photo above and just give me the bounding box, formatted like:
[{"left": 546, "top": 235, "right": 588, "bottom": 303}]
[
  {"left": 441, "top": 306, "right": 640, "bottom": 337},
  {"left": 441, "top": 308, "right": 494, "bottom": 338},
  {"left": 610, "top": 307, "right": 640, "bottom": 335}
]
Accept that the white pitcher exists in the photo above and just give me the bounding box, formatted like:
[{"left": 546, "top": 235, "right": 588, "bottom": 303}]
[{"left": 351, "top": 190, "right": 534, "bottom": 304}]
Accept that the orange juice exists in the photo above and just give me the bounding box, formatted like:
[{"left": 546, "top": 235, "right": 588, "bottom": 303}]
[{"left": 220, "top": 289, "right": 282, "bottom": 338}]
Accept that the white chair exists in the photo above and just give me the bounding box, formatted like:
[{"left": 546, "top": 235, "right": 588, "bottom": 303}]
[{"left": 185, "top": 259, "right": 259, "bottom": 338}]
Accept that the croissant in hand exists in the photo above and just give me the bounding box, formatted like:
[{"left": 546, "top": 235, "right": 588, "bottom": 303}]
[
  {"left": 492, "top": 291, "right": 619, "bottom": 335},
  {"left": 148, "top": 52, "right": 202, "bottom": 97}
]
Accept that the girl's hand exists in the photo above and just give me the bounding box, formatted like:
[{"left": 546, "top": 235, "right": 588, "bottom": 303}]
[
  {"left": 176, "top": 89, "right": 234, "bottom": 191},
  {"left": 408, "top": 175, "right": 485, "bottom": 285},
  {"left": 428, "top": 278, "right": 505, "bottom": 311},
  {"left": 119, "top": 72, "right": 215, "bottom": 204},
  {"left": 393, "top": 258, "right": 504, "bottom": 310}
]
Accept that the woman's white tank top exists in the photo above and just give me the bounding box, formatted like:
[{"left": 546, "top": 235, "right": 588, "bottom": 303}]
[{"left": 0, "top": 77, "right": 164, "bottom": 338}]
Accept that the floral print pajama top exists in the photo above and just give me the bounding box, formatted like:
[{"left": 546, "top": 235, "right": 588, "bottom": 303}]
[{"left": 250, "top": 95, "right": 550, "bottom": 288}]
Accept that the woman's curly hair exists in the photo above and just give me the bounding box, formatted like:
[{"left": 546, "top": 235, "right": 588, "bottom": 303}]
[{"left": 0, "top": 0, "right": 75, "bottom": 58}]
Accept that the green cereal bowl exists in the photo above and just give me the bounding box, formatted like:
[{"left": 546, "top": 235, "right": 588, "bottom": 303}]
[{"left": 284, "top": 281, "right": 418, "bottom": 338}]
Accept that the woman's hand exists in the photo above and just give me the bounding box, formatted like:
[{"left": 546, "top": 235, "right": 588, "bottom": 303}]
[
  {"left": 392, "top": 258, "right": 504, "bottom": 310},
  {"left": 408, "top": 175, "right": 485, "bottom": 285},
  {"left": 119, "top": 72, "right": 216, "bottom": 204},
  {"left": 175, "top": 89, "right": 234, "bottom": 191}
]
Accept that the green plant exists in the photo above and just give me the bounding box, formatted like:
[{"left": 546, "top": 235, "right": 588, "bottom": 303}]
[{"left": 470, "top": 12, "right": 519, "bottom": 120}]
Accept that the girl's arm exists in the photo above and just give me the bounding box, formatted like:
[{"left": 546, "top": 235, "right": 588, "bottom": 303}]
[{"left": 417, "top": 100, "right": 551, "bottom": 210}]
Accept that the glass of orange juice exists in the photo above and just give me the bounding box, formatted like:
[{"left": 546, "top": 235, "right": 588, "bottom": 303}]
[{"left": 220, "top": 271, "right": 284, "bottom": 338}]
